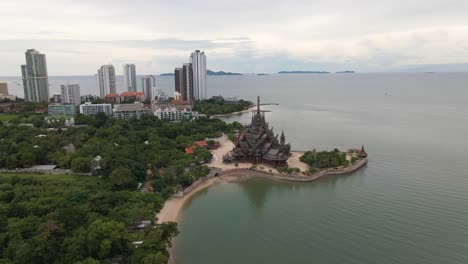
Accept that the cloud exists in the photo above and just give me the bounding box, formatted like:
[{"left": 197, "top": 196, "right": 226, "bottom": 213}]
[{"left": 1, "top": 0, "right": 468, "bottom": 74}]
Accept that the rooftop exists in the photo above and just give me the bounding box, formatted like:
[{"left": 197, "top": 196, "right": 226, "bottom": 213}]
[{"left": 114, "top": 103, "right": 149, "bottom": 112}]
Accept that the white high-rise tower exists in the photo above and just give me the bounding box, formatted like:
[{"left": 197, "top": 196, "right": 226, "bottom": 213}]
[
  {"left": 98, "top": 65, "right": 116, "bottom": 98},
  {"left": 190, "top": 50, "right": 207, "bottom": 100},
  {"left": 123, "top": 64, "right": 137, "bottom": 92}
]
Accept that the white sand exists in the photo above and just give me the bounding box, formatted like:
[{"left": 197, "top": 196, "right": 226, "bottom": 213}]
[{"left": 287, "top": 151, "right": 310, "bottom": 173}]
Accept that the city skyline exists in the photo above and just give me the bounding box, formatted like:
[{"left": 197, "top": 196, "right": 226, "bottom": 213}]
[{"left": 2, "top": 1, "right": 468, "bottom": 75}]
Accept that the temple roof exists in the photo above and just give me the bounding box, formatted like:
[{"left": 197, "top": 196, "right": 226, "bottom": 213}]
[{"left": 230, "top": 96, "right": 291, "bottom": 164}]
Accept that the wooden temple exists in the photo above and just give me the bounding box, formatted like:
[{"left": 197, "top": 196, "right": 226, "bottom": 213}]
[{"left": 223, "top": 96, "right": 291, "bottom": 167}]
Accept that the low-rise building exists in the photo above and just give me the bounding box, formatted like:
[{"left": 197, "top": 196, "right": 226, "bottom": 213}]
[
  {"left": 52, "top": 94, "right": 62, "bottom": 103},
  {"left": 113, "top": 103, "right": 151, "bottom": 119},
  {"left": 105, "top": 93, "right": 122, "bottom": 103},
  {"left": 0, "top": 82, "right": 16, "bottom": 100},
  {"left": 81, "top": 94, "right": 98, "bottom": 102},
  {"left": 121, "top": 91, "right": 145, "bottom": 102},
  {"left": 224, "top": 96, "right": 239, "bottom": 104},
  {"left": 154, "top": 107, "right": 202, "bottom": 121},
  {"left": 154, "top": 107, "right": 184, "bottom": 121},
  {"left": 0, "top": 81, "right": 8, "bottom": 95},
  {"left": 48, "top": 104, "right": 76, "bottom": 117},
  {"left": 211, "top": 95, "right": 224, "bottom": 103},
  {"left": 79, "top": 102, "right": 113, "bottom": 116}
]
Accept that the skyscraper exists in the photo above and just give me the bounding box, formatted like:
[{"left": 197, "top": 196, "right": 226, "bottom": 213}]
[
  {"left": 182, "top": 63, "right": 193, "bottom": 101},
  {"left": 98, "top": 65, "right": 116, "bottom": 98},
  {"left": 21, "top": 49, "right": 50, "bottom": 102},
  {"left": 123, "top": 64, "right": 137, "bottom": 92},
  {"left": 60, "top": 84, "right": 81, "bottom": 106},
  {"left": 190, "top": 50, "right": 207, "bottom": 100},
  {"left": 174, "top": 67, "right": 183, "bottom": 94},
  {"left": 142, "top": 75, "right": 156, "bottom": 102}
]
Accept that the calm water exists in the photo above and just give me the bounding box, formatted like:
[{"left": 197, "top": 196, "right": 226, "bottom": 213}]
[
  {"left": 174, "top": 73, "right": 468, "bottom": 264},
  {"left": 3, "top": 73, "right": 468, "bottom": 263}
]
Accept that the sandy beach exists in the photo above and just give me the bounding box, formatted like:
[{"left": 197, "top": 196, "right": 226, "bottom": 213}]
[{"left": 156, "top": 174, "right": 251, "bottom": 223}]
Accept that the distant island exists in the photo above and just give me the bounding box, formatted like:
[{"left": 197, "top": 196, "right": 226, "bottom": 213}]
[
  {"left": 278, "top": 71, "right": 330, "bottom": 74},
  {"left": 257, "top": 73, "right": 269, "bottom": 76},
  {"left": 159, "top": 70, "right": 242, "bottom": 76},
  {"left": 207, "top": 70, "right": 242, "bottom": 76},
  {"left": 336, "top": 71, "right": 355, "bottom": 74}
]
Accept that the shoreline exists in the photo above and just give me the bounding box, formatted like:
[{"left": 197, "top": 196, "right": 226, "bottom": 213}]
[
  {"left": 209, "top": 103, "right": 278, "bottom": 118},
  {"left": 156, "top": 157, "right": 368, "bottom": 224}
]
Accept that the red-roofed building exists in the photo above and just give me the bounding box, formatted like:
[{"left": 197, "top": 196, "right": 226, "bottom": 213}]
[
  {"left": 185, "top": 141, "right": 209, "bottom": 155},
  {"left": 121, "top": 91, "right": 145, "bottom": 102},
  {"left": 194, "top": 141, "right": 208, "bottom": 148},
  {"left": 105, "top": 93, "right": 122, "bottom": 103},
  {"left": 185, "top": 146, "right": 196, "bottom": 155}
]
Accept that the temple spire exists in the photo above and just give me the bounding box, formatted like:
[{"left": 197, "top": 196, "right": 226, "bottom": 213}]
[{"left": 257, "top": 96, "right": 260, "bottom": 114}]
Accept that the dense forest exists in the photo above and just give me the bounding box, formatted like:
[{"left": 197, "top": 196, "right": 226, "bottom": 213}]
[
  {"left": 0, "top": 113, "right": 244, "bottom": 263},
  {"left": 0, "top": 173, "right": 176, "bottom": 263},
  {"left": 300, "top": 149, "right": 349, "bottom": 170},
  {"left": 193, "top": 99, "right": 253, "bottom": 115}
]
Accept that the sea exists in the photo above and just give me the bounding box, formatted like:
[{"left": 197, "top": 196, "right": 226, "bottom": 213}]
[{"left": 2, "top": 73, "right": 468, "bottom": 263}]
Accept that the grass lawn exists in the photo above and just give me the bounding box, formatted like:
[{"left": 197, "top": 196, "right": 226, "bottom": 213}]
[{"left": 0, "top": 113, "right": 19, "bottom": 122}]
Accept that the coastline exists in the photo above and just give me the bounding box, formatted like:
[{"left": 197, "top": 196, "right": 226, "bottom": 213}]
[
  {"left": 156, "top": 157, "right": 368, "bottom": 224},
  {"left": 209, "top": 103, "right": 279, "bottom": 118},
  {"left": 155, "top": 174, "right": 252, "bottom": 224}
]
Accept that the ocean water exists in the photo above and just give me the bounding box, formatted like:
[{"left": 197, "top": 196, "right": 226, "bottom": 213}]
[
  {"left": 3, "top": 73, "right": 468, "bottom": 263},
  {"left": 173, "top": 73, "right": 468, "bottom": 264}
]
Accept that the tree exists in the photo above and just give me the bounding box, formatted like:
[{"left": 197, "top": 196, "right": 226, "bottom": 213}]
[
  {"left": 94, "top": 112, "right": 108, "bottom": 128},
  {"left": 71, "top": 157, "right": 91, "bottom": 173},
  {"left": 142, "top": 252, "right": 168, "bottom": 264},
  {"left": 109, "top": 167, "right": 136, "bottom": 190},
  {"left": 85, "top": 219, "right": 125, "bottom": 260},
  {"left": 75, "top": 258, "right": 100, "bottom": 264},
  {"left": 193, "top": 147, "right": 212, "bottom": 163}
]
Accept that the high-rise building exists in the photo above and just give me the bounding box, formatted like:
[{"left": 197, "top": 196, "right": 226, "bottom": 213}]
[
  {"left": 98, "top": 65, "right": 116, "bottom": 98},
  {"left": 123, "top": 64, "right": 137, "bottom": 92},
  {"left": 182, "top": 63, "right": 193, "bottom": 101},
  {"left": 21, "top": 49, "right": 50, "bottom": 102},
  {"left": 0, "top": 82, "right": 8, "bottom": 95},
  {"left": 142, "top": 75, "right": 156, "bottom": 102},
  {"left": 174, "top": 67, "right": 183, "bottom": 94},
  {"left": 190, "top": 50, "right": 207, "bottom": 100},
  {"left": 60, "top": 84, "right": 81, "bottom": 106}
]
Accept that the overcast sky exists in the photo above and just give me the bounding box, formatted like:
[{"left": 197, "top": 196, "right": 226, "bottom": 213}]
[{"left": 1, "top": 0, "right": 468, "bottom": 75}]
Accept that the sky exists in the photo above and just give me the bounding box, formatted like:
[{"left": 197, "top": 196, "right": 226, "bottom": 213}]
[{"left": 1, "top": 0, "right": 468, "bottom": 75}]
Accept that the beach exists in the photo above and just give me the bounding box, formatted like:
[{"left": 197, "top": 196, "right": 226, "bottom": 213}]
[{"left": 156, "top": 174, "right": 251, "bottom": 223}]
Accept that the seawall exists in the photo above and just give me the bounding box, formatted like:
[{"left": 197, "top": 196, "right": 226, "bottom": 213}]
[{"left": 218, "top": 158, "right": 368, "bottom": 182}]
